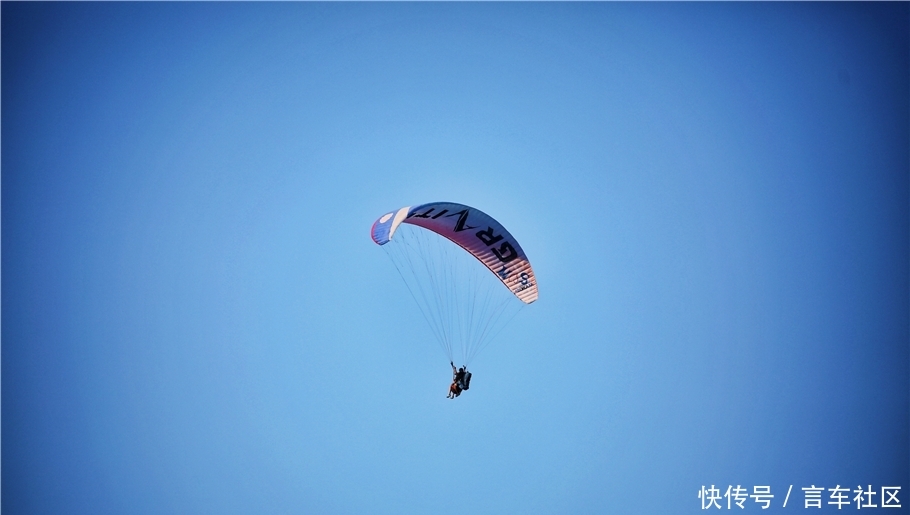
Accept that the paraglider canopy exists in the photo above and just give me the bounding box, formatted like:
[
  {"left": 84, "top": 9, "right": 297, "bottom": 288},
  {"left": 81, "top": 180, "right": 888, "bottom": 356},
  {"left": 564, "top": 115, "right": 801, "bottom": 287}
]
[{"left": 371, "top": 202, "right": 538, "bottom": 303}]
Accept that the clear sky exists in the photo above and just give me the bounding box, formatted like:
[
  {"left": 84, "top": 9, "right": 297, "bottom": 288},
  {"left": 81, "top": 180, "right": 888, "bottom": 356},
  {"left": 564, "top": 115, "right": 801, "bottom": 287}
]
[{"left": 3, "top": 3, "right": 908, "bottom": 514}]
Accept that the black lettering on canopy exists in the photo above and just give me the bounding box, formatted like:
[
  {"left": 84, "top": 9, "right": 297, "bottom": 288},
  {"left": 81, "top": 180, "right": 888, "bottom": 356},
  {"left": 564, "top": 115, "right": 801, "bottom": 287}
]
[
  {"left": 446, "top": 209, "right": 477, "bottom": 232},
  {"left": 492, "top": 242, "right": 518, "bottom": 263},
  {"left": 408, "top": 207, "right": 437, "bottom": 219},
  {"left": 476, "top": 227, "right": 504, "bottom": 246}
]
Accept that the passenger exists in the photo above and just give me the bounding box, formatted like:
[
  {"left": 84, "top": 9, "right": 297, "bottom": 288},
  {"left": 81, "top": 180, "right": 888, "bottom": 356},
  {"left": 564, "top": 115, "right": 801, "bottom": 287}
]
[{"left": 447, "top": 381, "right": 462, "bottom": 399}]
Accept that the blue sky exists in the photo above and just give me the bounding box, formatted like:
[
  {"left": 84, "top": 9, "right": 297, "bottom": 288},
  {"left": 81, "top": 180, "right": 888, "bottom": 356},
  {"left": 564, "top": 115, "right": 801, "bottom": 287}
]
[{"left": 3, "top": 3, "right": 908, "bottom": 514}]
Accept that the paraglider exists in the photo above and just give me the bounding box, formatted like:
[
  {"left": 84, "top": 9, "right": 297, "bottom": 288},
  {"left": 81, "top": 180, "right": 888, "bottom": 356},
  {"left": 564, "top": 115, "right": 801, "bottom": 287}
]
[
  {"left": 371, "top": 202, "right": 538, "bottom": 398},
  {"left": 448, "top": 362, "right": 467, "bottom": 399},
  {"left": 446, "top": 362, "right": 475, "bottom": 399}
]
